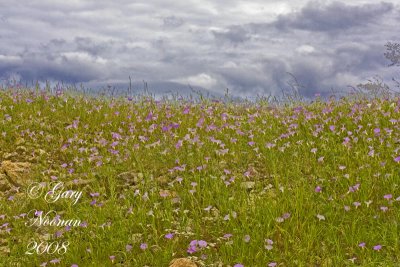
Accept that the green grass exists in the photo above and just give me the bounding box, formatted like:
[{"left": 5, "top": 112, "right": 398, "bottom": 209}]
[{"left": 0, "top": 87, "right": 399, "bottom": 266}]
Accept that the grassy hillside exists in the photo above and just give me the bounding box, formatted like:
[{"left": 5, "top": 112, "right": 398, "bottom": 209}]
[{"left": 0, "top": 87, "right": 399, "bottom": 266}]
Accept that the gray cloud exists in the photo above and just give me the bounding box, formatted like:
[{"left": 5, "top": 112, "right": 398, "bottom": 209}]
[
  {"left": 73, "top": 37, "right": 115, "bottom": 57},
  {"left": 162, "top": 16, "right": 185, "bottom": 28},
  {"left": 273, "top": 1, "right": 394, "bottom": 32},
  {"left": 212, "top": 25, "right": 252, "bottom": 46},
  {"left": 0, "top": 0, "right": 399, "bottom": 99}
]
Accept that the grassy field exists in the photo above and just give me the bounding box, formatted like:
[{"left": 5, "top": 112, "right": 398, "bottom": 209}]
[{"left": 0, "top": 86, "right": 399, "bottom": 266}]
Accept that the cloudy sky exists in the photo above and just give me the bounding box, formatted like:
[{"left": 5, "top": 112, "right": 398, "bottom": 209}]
[{"left": 0, "top": 0, "right": 399, "bottom": 99}]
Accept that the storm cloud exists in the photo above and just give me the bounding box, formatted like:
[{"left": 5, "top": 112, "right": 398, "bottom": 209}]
[
  {"left": 273, "top": 1, "right": 394, "bottom": 32},
  {"left": 0, "top": 0, "right": 399, "bottom": 99}
]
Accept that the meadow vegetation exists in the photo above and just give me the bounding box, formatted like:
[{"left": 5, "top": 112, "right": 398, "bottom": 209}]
[{"left": 0, "top": 84, "right": 399, "bottom": 266}]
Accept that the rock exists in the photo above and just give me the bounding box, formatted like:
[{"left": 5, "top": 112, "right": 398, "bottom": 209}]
[
  {"left": 0, "top": 174, "right": 11, "bottom": 191},
  {"left": 26, "top": 149, "right": 48, "bottom": 163},
  {"left": 117, "top": 171, "right": 143, "bottom": 186},
  {"left": 169, "top": 258, "right": 197, "bottom": 267},
  {"left": 0, "top": 161, "right": 33, "bottom": 188},
  {"left": 35, "top": 149, "right": 47, "bottom": 156},
  {"left": 16, "top": 146, "right": 27, "bottom": 154},
  {"left": 241, "top": 181, "right": 256, "bottom": 190},
  {"left": 2, "top": 152, "right": 18, "bottom": 160},
  {"left": 159, "top": 189, "right": 176, "bottom": 198},
  {"left": 27, "top": 156, "right": 39, "bottom": 163},
  {"left": 156, "top": 175, "right": 169, "bottom": 186},
  {"left": 0, "top": 238, "right": 7, "bottom": 246},
  {"left": 0, "top": 246, "right": 10, "bottom": 255},
  {"left": 15, "top": 138, "right": 25, "bottom": 146}
]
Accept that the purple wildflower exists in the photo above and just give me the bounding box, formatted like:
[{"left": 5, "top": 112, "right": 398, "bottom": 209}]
[
  {"left": 373, "top": 244, "right": 382, "bottom": 251},
  {"left": 90, "top": 192, "right": 100, "bottom": 197},
  {"left": 198, "top": 240, "right": 207, "bottom": 248},
  {"left": 384, "top": 194, "right": 392, "bottom": 200},
  {"left": 165, "top": 233, "right": 174, "bottom": 239},
  {"left": 35, "top": 210, "right": 43, "bottom": 217},
  {"left": 187, "top": 245, "right": 197, "bottom": 254},
  {"left": 55, "top": 231, "right": 63, "bottom": 238},
  {"left": 49, "top": 258, "right": 60, "bottom": 264},
  {"left": 223, "top": 233, "right": 233, "bottom": 239}
]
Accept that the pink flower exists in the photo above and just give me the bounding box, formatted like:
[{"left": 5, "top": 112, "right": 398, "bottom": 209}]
[
  {"left": 384, "top": 194, "right": 392, "bottom": 200},
  {"left": 373, "top": 244, "right": 382, "bottom": 251},
  {"left": 198, "top": 240, "right": 207, "bottom": 248},
  {"left": 35, "top": 210, "right": 43, "bottom": 217},
  {"left": 187, "top": 245, "right": 197, "bottom": 254},
  {"left": 223, "top": 233, "right": 232, "bottom": 239},
  {"left": 165, "top": 233, "right": 174, "bottom": 239},
  {"left": 265, "top": 239, "right": 274, "bottom": 250},
  {"left": 175, "top": 140, "right": 183, "bottom": 149},
  {"left": 49, "top": 258, "right": 60, "bottom": 264}
]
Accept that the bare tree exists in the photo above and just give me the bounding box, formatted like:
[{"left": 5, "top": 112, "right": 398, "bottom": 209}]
[
  {"left": 347, "top": 43, "right": 400, "bottom": 99},
  {"left": 384, "top": 42, "right": 400, "bottom": 67},
  {"left": 384, "top": 42, "right": 400, "bottom": 91}
]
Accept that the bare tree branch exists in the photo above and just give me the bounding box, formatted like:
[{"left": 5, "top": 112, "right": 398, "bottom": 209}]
[{"left": 384, "top": 42, "right": 400, "bottom": 67}]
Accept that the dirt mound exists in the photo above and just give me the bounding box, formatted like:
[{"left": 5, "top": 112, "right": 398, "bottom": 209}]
[{"left": 169, "top": 258, "right": 197, "bottom": 267}]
